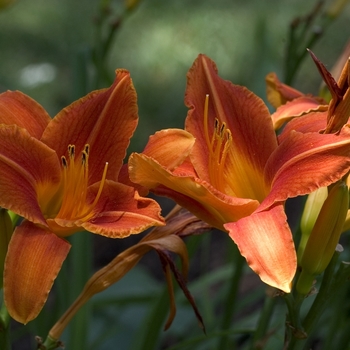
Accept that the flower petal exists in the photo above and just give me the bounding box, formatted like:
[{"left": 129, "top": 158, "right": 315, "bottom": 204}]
[
  {"left": 142, "top": 129, "right": 195, "bottom": 171},
  {"left": 118, "top": 163, "right": 149, "bottom": 197},
  {"left": 4, "top": 221, "right": 71, "bottom": 324},
  {"left": 265, "top": 72, "right": 304, "bottom": 108},
  {"left": 0, "top": 91, "right": 50, "bottom": 138},
  {"left": 262, "top": 129, "right": 350, "bottom": 210},
  {"left": 225, "top": 204, "right": 296, "bottom": 292},
  {"left": 185, "top": 54, "right": 276, "bottom": 201},
  {"left": 271, "top": 97, "right": 327, "bottom": 130},
  {"left": 278, "top": 111, "right": 327, "bottom": 144},
  {"left": 41, "top": 69, "right": 138, "bottom": 183},
  {"left": 80, "top": 180, "right": 165, "bottom": 237},
  {"left": 129, "top": 153, "right": 259, "bottom": 229},
  {"left": 0, "top": 125, "right": 61, "bottom": 225}
]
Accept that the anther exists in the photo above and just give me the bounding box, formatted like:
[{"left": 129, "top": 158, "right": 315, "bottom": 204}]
[
  {"left": 68, "top": 145, "right": 75, "bottom": 158},
  {"left": 61, "top": 156, "right": 67, "bottom": 168}
]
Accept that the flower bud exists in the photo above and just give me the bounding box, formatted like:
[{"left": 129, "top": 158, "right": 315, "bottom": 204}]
[
  {"left": 327, "top": 0, "right": 350, "bottom": 19},
  {"left": 125, "top": 0, "right": 140, "bottom": 11},
  {"left": 0, "top": 209, "right": 13, "bottom": 289},
  {"left": 297, "top": 181, "right": 349, "bottom": 294},
  {"left": 0, "top": 0, "right": 15, "bottom": 10},
  {"left": 298, "top": 186, "right": 328, "bottom": 261}
]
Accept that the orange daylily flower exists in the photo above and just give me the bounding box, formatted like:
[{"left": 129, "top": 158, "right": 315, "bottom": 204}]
[
  {"left": 269, "top": 46, "right": 350, "bottom": 133},
  {"left": 268, "top": 49, "right": 350, "bottom": 237},
  {"left": 0, "top": 70, "right": 164, "bottom": 324},
  {"left": 266, "top": 72, "right": 327, "bottom": 130},
  {"left": 129, "top": 54, "right": 350, "bottom": 292},
  {"left": 266, "top": 72, "right": 306, "bottom": 108}
]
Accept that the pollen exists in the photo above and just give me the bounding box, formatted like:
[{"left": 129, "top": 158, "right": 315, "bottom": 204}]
[
  {"left": 203, "top": 94, "right": 232, "bottom": 193},
  {"left": 56, "top": 144, "right": 108, "bottom": 222}
]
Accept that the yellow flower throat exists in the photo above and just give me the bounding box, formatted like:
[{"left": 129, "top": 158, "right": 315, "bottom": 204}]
[
  {"left": 38, "top": 144, "right": 108, "bottom": 224},
  {"left": 203, "top": 94, "right": 232, "bottom": 193}
]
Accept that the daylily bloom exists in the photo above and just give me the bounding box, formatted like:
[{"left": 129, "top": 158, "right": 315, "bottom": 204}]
[
  {"left": 269, "top": 45, "right": 350, "bottom": 132},
  {"left": 269, "top": 49, "right": 350, "bottom": 239},
  {"left": 266, "top": 72, "right": 327, "bottom": 130},
  {"left": 129, "top": 54, "right": 350, "bottom": 292},
  {"left": 0, "top": 70, "right": 164, "bottom": 324}
]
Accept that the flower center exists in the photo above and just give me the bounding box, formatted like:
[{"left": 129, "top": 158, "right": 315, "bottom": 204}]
[
  {"left": 203, "top": 94, "right": 232, "bottom": 194},
  {"left": 55, "top": 144, "right": 108, "bottom": 222}
]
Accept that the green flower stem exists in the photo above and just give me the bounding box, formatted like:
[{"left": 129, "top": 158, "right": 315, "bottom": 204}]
[
  {"left": 41, "top": 335, "right": 64, "bottom": 350},
  {"left": 283, "top": 291, "right": 306, "bottom": 350},
  {"left": 217, "top": 247, "right": 246, "bottom": 350},
  {"left": 250, "top": 290, "right": 276, "bottom": 349},
  {"left": 302, "top": 246, "right": 342, "bottom": 334},
  {"left": 0, "top": 300, "right": 10, "bottom": 350},
  {"left": 287, "top": 247, "right": 344, "bottom": 349},
  {"left": 68, "top": 233, "right": 93, "bottom": 350},
  {"left": 284, "top": 1, "right": 338, "bottom": 85}
]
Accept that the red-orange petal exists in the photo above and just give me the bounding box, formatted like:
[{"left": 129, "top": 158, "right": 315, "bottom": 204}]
[
  {"left": 0, "top": 91, "right": 50, "bottom": 139},
  {"left": 4, "top": 221, "right": 71, "bottom": 324},
  {"left": 142, "top": 129, "right": 195, "bottom": 171},
  {"left": 271, "top": 97, "right": 327, "bottom": 130},
  {"left": 80, "top": 180, "right": 165, "bottom": 238},
  {"left": 129, "top": 153, "right": 259, "bottom": 230},
  {"left": 0, "top": 125, "right": 61, "bottom": 225},
  {"left": 225, "top": 204, "right": 296, "bottom": 292},
  {"left": 265, "top": 72, "right": 304, "bottom": 108},
  {"left": 262, "top": 129, "right": 350, "bottom": 210},
  {"left": 41, "top": 69, "right": 138, "bottom": 183},
  {"left": 278, "top": 111, "right": 327, "bottom": 144}
]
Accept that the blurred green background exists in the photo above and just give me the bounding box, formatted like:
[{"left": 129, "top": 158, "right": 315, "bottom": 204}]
[
  {"left": 1, "top": 0, "right": 350, "bottom": 349},
  {"left": 1, "top": 0, "right": 349, "bottom": 151}
]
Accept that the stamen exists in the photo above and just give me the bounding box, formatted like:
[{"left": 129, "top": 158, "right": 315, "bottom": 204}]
[
  {"left": 61, "top": 156, "right": 67, "bottom": 168},
  {"left": 203, "top": 95, "right": 232, "bottom": 193},
  {"left": 55, "top": 144, "right": 108, "bottom": 222},
  {"left": 203, "top": 94, "right": 211, "bottom": 148},
  {"left": 89, "top": 162, "right": 108, "bottom": 209}
]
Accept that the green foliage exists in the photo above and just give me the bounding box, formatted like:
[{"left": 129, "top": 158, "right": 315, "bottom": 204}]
[{"left": 1, "top": 1, "right": 350, "bottom": 349}]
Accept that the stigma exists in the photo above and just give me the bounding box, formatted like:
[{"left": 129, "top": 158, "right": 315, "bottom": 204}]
[
  {"left": 56, "top": 144, "right": 108, "bottom": 222},
  {"left": 203, "top": 94, "right": 232, "bottom": 193}
]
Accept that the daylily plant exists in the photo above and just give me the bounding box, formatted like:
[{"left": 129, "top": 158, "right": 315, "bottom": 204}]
[
  {"left": 129, "top": 54, "right": 350, "bottom": 293},
  {"left": 0, "top": 70, "right": 164, "bottom": 324}
]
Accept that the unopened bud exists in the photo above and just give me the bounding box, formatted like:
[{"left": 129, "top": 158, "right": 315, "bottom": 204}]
[
  {"left": 298, "top": 186, "right": 328, "bottom": 261},
  {"left": 0, "top": 0, "right": 15, "bottom": 10},
  {"left": 327, "top": 0, "right": 350, "bottom": 19},
  {"left": 297, "top": 181, "right": 349, "bottom": 294},
  {"left": 125, "top": 0, "right": 140, "bottom": 11}
]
